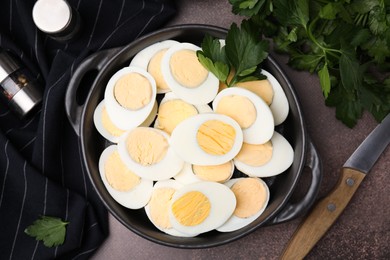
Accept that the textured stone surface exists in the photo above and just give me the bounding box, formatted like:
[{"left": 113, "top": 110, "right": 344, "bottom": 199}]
[{"left": 92, "top": 1, "right": 390, "bottom": 259}]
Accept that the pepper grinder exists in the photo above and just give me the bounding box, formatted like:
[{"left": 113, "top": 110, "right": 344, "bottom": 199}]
[
  {"left": 32, "top": 0, "right": 82, "bottom": 42},
  {"left": 0, "top": 49, "right": 43, "bottom": 118}
]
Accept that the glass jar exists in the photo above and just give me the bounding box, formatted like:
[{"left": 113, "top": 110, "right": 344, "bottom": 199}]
[{"left": 32, "top": 0, "right": 82, "bottom": 42}]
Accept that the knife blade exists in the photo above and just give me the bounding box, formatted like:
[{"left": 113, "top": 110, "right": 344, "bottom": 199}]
[{"left": 280, "top": 113, "right": 390, "bottom": 260}]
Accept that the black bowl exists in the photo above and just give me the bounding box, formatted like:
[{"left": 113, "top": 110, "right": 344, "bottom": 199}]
[{"left": 65, "top": 24, "right": 322, "bottom": 248}]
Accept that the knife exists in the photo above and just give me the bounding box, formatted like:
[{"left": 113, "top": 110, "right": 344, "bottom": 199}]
[{"left": 280, "top": 113, "right": 390, "bottom": 260}]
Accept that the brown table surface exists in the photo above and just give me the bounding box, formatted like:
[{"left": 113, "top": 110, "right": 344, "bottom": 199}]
[{"left": 92, "top": 1, "right": 390, "bottom": 259}]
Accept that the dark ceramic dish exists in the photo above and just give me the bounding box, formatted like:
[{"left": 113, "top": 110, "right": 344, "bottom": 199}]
[{"left": 65, "top": 24, "right": 322, "bottom": 248}]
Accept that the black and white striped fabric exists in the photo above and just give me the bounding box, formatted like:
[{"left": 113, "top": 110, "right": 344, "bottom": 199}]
[{"left": 0, "top": 0, "right": 176, "bottom": 259}]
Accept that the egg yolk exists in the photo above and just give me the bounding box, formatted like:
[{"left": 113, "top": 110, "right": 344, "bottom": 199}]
[
  {"left": 192, "top": 161, "right": 232, "bottom": 183},
  {"left": 215, "top": 95, "right": 257, "bottom": 129},
  {"left": 149, "top": 187, "right": 176, "bottom": 229},
  {"left": 231, "top": 178, "right": 267, "bottom": 218},
  {"left": 170, "top": 49, "right": 208, "bottom": 88},
  {"left": 236, "top": 80, "right": 274, "bottom": 106},
  {"left": 101, "top": 106, "right": 125, "bottom": 137},
  {"left": 148, "top": 49, "right": 170, "bottom": 91},
  {"left": 126, "top": 128, "right": 168, "bottom": 166},
  {"left": 171, "top": 191, "right": 211, "bottom": 226},
  {"left": 196, "top": 120, "right": 236, "bottom": 156},
  {"left": 235, "top": 141, "right": 273, "bottom": 166},
  {"left": 114, "top": 72, "right": 152, "bottom": 110},
  {"left": 156, "top": 99, "right": 198, "bottom": 134},
  {"left": 104, "top": 151, "right": 141, "bottom": 192}
]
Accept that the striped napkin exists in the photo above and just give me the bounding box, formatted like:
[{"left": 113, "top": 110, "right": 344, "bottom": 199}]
[{"left": 0, "top": 0, "right": 176, "bottom": 259}]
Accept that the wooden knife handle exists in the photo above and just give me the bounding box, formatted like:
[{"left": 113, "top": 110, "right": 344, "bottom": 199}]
[{"left": 280, "top": 168, "right": 366, "bottom": 260}]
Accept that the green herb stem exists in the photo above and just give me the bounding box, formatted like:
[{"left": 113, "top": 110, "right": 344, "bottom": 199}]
[{"left": 307, "top": 17, "right": 342, "bottom": 58}]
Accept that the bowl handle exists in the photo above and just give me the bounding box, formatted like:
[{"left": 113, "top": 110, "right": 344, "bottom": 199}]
[
  {"left": 65, "top": 47, "right": 121, "bottom": 136},
  {"left": 270, "top": 138, "right": 322, "bottom": 224}
]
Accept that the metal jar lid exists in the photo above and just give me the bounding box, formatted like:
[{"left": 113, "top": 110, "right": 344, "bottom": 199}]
[{"left": 0, "top": 50, "right": 21, "bottom": 83}]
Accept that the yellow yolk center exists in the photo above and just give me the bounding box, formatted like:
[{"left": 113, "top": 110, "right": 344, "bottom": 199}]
[
  {"left": 231, "top": 178, "right": 267, "bottom": 218},
  {"left": 170, "top": 49, "right": 208, "bottom": 88},
  {"left": 192, "top": 161, "right": 232, "bottom": 183},
  {"left": 114, "top": 72, "right": 152, "bottom": 110},
  {"left": 126, "top": 128, "right": 168, "bottom": 166},
  {"left": 236, "top": 80, "right": 274, "bottom": 106},
  {"left": 196, "top": 120, "right": 236, "bottom": 156},
  {"left": 149, "top": 187, "right": 176, "bottom": 229},
  {"left": 215, "top": 95, "right": 257, "bottom": 129},
  {"left": 148, "top": 49, "right": 170, "bottom": 91},
  {"left": 104, "top": 151, "right": 141, "bottom": 192},
  {"left": 101, "top": 106, "right": 125, "bottom": 137},
  {"left": 235, "top": 141, "right": 273, "bottom": 166},
  {"left": 157, "top": 99, "right": 198, "bottom": 134},
  {"left": 171, "top": 191, "right": 211, "bottom": 226}
]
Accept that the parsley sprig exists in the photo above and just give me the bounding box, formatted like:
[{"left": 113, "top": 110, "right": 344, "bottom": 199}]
[
  {"left": 229, "top": 0, "right": 390, "bottom": 127},
  {"left": 197, "top": 20, "right": 269, "bottom": 88},
  {"left": 24, "top": 215, "right": 69, "bottom": 248}
]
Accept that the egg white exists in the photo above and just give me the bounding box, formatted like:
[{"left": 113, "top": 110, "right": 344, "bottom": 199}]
[
  {"left": 261, "top": 69, "right": 289, "bottom": 126},
  {"left": 170, "top": 113, "right": 243, "bottom": 166},
  {"left": 173, "top": 163, "right": 201, "bottom": 185},
  {"left": 160, "top": 91, "right": 213, "bottom": 113},
  {"left": 169, "top": 181, "right": 236, "bottom": 236},
  {"left": 93, "top": 100, "right": 125, "bottom": 143},
  {"left": 217, "top": 177, "right": 270, "bottom": 232},
  {"left": 213, "top": 87, "right": 274, "bottom": 144},
  {"left": 144, "top": 179, "right": 197, "bottom": 237},
  {"left": 161, "top": 42, "right": 219, "bottom": 105},
  {"left": 129, "top": 40, "right": 179, "bottom": 93},
  {"left": 94, "top": 99, "right": 157, "bottom": 143},
  {"left": 117, "top": 127, "right": 184, "bottom": 181},
  {"left": 234, "top": 131, "right": 294, "bottom": 177},
  {"left": 98, "top": 145, "right": 153, "bottom": 209},
  {"left": 104, "top": 66, "right": 157, "bottom": 130}
]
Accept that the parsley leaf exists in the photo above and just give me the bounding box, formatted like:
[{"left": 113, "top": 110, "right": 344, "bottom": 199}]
[
  {"left": 197, "top": 35, "right": 229, "bottom": 82},
  {"left": 229, "top": 0, "right": 267, "bottom": 17},
  {"left": 369, "top": 5, "right": 387, "bottom": 35},
  {"left": 197, "top": 19, "right": 269, "bottom": 88},
  {"left": 273, "top": 0, "right": 309, "bottom": 28},
  {"left": 319, "top": 2, "right": 343, "bottom": 20},
  {"left": 326, "top": 85, "right": 364, "bottom": 128},
  {"left": 24, "top": 216, "right": 69, "bottom": 248},
  {"left": 339, "top": 49, "right": 362, "bottom": 92},
  {"left": 318, "top": 63, "right": 331, "bottom": 98},
  {"left": 229, "top": 0, "right": 390, "bottom": 127},
  {"left": 225, "top": 21, "right": 268, "bottom": 79}
]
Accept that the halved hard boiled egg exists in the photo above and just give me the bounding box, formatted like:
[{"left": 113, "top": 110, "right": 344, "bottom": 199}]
[
  {"left": 217, "top": 177, "right": 269, "bottom": 232},
  {"left": 144, "top": 179, "right": 195, "bottom": 237},
  {"left": 129, "top": 40, "right": 179, "bottom": 93},
  {"left": 104, "top": 66, "right": 157, "bottom": 130},
  {"left": 262, "top": 69, "right": 289, "bottom": 125},
  {"left": 161, "top": 42, "right": 219, "bottom": 105},
  {"left": 234, "top": 131, "right": 294, "bottom": 177},
  {"left": 154, "top": 92, "right": 212, "bottom": 135},
  {"left": 219, "top": 68, "right": 289, "bottom": 126},
  {"left": 117, "top": 127, "right": 184, "bottom": 181},
  {"left": 93, "top": 99, "right": 157, "bottom": 143},
  {"left": 174, "top": 161, "right": 234, "bottom": 184},
  {"left": 168, "top": 181, "right": 236, "bottom": 236},
  {"left": 98, "top": 145, "right": 153, "bottom": 209},
  {"left": 170, "top": 113, "right": 243, "bottom": 166},
  {"left": 213, "top": 87, "right": 274, "bottom": 144}
]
